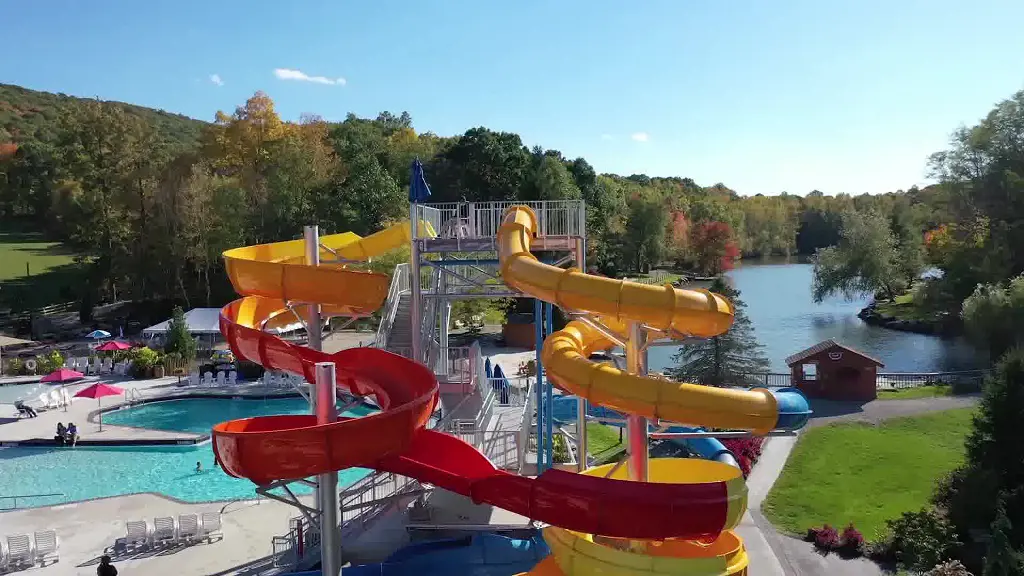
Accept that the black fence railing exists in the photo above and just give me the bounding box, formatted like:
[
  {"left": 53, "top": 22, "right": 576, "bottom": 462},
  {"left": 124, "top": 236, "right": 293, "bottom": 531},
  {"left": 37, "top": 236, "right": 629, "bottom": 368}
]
[{"left": 715, "top": 370, "right": 990, "bottom": 390}]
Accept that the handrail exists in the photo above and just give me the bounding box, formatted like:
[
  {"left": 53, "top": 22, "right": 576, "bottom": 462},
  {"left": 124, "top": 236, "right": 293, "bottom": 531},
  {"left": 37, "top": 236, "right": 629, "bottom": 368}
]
[
  {"left": 374, "top": 263, "right": 410, "bottom": 349},
  {"left": 517, "top": 381, "right": 535, "bottom": 473},
  {"left": 0, "top": 493, "right": 64, "bottom": 509}
]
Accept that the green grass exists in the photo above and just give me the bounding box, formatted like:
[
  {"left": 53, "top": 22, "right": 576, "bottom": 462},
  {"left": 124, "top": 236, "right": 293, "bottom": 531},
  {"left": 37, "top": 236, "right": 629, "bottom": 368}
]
[
  {"left": 0, "top": 232, "right": 76, "bottom": 281},
  {"left": 587, "top": 422, "right": 624, "bottom": 461},
  {"left": 763, "top": 408, "right": 974, "bottom": 539},
  {"left": 878, "top": 385, "right": 953, "bottom": 400},
  {"left": 0, "top": 231, "right": 83, "bottom": 309},
  {"left": 874, "top": 291, "right": 934, "bottom": 322}
]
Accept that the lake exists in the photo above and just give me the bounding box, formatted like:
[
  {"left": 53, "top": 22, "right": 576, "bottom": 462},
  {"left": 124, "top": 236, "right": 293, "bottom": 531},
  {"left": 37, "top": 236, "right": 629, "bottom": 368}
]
[{"left": 647, "top": 260, "right": 986, "bottom": 374}]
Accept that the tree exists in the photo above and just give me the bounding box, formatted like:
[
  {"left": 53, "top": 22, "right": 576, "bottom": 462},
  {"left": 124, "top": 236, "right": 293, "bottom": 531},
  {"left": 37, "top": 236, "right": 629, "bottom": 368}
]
[
  {"left": 164, "top": 305, "right": 196, "bottom": 360},
  {"left": 961, "top": 276, "right": 1024, "bottom": 360},
  {"left": 690, "top": 221, "right": 740, "bottom": 275},
  {"left": 983, "top": 502, "right": 1024, "bottom": 576},
  {"left": 668, "top": 279, "right": 769, "bottom": 386},
  {"left": 812, "top": 209, "right": 922, "bottom": 302},
  {"left": 622, "top": 194, "right": 668, "bottom": 273},
  {"left": 427, "top": 127, "right": 530, "bottom": 202}
]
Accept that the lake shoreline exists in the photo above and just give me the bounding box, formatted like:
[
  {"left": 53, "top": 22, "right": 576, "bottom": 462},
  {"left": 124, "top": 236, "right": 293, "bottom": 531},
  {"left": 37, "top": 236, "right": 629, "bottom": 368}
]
[{"left": 857, "top": 301, "right": 961, "bottom": 337}]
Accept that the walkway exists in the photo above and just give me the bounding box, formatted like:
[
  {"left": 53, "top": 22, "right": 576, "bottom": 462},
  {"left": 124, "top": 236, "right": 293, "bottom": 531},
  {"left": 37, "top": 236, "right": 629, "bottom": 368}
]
[
  {"left": 744, "top": 395, "right": 981, "bottom": 576},
  {"left": 0, "top": 493, "right": 303, "bottom": 575}
]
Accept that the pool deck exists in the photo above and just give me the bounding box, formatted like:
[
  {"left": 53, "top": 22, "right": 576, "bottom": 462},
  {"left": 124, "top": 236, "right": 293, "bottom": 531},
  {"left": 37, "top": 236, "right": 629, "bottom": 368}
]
[
  {"left": 0, "top": 376, "right": 316, "bottom": 446},
  {"left": 0, "top": 492, "right": 308, "bottom": 576}
]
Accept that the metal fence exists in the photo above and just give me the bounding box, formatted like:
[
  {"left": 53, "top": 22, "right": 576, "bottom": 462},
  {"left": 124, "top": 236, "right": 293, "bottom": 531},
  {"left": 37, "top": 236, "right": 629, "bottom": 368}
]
[
  {"left": 416, "top": 200, "right": 586, "bottom": 240},
  {"left": 876, "top": 370, "right": 988, "bottom": 390},
  {"left": 374, "top": 263, "right": 409, "bottom": 348}
]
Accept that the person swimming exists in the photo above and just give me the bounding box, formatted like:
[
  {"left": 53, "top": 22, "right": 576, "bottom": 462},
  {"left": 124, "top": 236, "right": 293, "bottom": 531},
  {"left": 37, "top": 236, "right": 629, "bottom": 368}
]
[{"left": 195, "top": 461, "right": 202, "bottom": 473}]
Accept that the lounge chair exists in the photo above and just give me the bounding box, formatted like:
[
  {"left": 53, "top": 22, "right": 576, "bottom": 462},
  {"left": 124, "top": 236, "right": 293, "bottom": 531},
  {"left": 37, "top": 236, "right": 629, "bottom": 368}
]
[
  {"left": 151, "top": 516, "right": 177, "bottom": 546},
  {"left": 125, "top": 520, "right": 151, "bottom": 550},
  {"left": 202, "top": 372, "right": 214, "bottom": 387},
  {"left": 60, "top": 388, "right": 71, "bottom": 407},
  {"left": 198, "top": 512, "right": 222, "bottom": 542},
  {"left": 33, "top": 530, "right": 58, "bottom": 564},
  {"left": 216, "top": 372, "right": 226, "bottom": 387},
  {"left": 189, "top": 372, "right": 201, "bottom": 386},
  {"left": 0, "top": 540, "right": 7, "bottom": 570},
  {"left": 48, "top": 390, "right": 64, "bottom": 409},
  {"left": 228, "top": 371, "right": 237, "bottom": 385},
  {"left": 37, "top": 393, "right": 55, "bottom": 410},
  {"left": 5, "top": 534, "right": 33, "bottom": 568},
  {"left": 177, "top": 514, "right": 200, "bottom": 544}
]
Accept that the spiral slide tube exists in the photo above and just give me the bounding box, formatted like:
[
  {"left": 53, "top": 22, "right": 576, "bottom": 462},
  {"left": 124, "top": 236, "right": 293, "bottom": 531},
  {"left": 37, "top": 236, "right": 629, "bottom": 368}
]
[{"left": 496, "top": 205, "right": 810, "bottom": 575}]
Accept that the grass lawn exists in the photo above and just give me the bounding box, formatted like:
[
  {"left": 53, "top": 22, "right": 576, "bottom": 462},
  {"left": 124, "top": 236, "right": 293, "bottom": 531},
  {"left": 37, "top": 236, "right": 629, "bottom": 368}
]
[
  {"left": 587, "top": 422, "right": 624, "bottom": 461},
  {"left": 0, "top": 232, "right": 76, "bottom": 281},
  {"left": 763, "top": 408, "right": 974, "bottom": 539},
  {"left": 874, "top": 291, "right": 935, "bottom": 322},
  {"left": 877, "top": 385, "right": 953, "bottom": 400},
  {"left": 0, "top": 231, "right": 82, "bottom": 309}
]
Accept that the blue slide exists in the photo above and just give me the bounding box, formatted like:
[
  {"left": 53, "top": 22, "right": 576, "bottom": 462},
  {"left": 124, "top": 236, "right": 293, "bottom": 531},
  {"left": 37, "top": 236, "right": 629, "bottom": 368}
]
[
  {"left": 548, "top": 395, "right": 740, "bottom": 467},
  {"left": 282, "top": 532, "right": 549, "bottom": 576}
]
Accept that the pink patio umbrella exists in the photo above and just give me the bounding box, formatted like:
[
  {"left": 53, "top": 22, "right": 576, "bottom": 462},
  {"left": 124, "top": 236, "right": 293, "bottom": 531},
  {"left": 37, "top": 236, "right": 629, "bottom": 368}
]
[
  {"left": 40, "top": 368, "right": 85, "bottom": 383},
  {"left": 74, "top": 383, "right": 124, "bottom": 431},
  {"left": 95, "top": 340, "right": 132, "bottom": 352}
]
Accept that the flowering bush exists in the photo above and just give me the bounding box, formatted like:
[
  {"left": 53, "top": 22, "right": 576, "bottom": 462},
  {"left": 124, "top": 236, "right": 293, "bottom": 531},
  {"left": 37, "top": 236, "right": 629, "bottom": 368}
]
[
  {"left": 840, "top": 524, "right": 865, "bottom": 557},
  {"left": 810, "top": 524, "right": 840, "bottom": 551},
  {"left": 721, "top": 436, "right": 764, "bottom": 478},
  {"left": 924, "top": 560, "right": 973, "bottom": 576}
]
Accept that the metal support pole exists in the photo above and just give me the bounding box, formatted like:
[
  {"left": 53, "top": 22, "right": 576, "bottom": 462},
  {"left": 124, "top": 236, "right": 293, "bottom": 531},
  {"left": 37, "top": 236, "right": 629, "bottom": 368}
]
[
  {"left": 545, "top": 302, "right": 554, "bottom": 471},
  {"left": 409, "top": 203, "right": 423, "bottom": 364},
  {"left": 625, "top": 322, "right": 648, "bottom": 483},
  {"left": 315, "top": 362, "right": 341, "bottom": 576},
  {"left": 304, "top": 226, "right": 322, "bottom": 508},
  {"left": 534, "top": 298, "right": 545, "bottom": 472},
  {"left": 575, "top": 238, "right": 588, "bottom": 472}
]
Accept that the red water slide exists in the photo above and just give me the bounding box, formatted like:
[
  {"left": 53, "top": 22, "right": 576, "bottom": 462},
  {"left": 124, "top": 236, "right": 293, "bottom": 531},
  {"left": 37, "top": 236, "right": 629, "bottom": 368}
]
[{"left": 212, "top": 300, "right": 743, "bottom": 540}]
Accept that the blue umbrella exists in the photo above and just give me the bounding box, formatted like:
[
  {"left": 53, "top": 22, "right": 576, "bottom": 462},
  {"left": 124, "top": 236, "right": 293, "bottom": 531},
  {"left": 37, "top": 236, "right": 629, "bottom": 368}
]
[
  {"left": 86, "top": 330, "right": 111, "bottom": 339},
  {"left": 484, "top": 357, "right": 493, "bottom": 380},
  {"left": 409, "top": 159, "right": 432, "bottom": 203}
]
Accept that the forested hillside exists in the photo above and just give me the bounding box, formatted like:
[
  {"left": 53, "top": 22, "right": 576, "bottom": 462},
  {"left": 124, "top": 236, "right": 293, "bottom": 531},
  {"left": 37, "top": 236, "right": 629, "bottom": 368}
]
[
  {"left": 0, "top": 83, "right": 203, "bottom": 148},
  {"left": 0, "top": 84, "right": 954, "bottom": 314}
]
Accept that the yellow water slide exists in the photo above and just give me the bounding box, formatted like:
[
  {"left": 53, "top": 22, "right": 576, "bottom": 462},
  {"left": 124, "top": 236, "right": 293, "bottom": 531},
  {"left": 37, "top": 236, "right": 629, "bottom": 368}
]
[{"left": 498, "top": 205, "right": 810, "bottom": 576}]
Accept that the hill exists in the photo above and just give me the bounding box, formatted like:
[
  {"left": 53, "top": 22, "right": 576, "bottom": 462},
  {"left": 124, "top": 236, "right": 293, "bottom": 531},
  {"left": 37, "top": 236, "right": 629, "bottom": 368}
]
[{"left": 0, "top": 83, "right": 206, "bottom": 149}]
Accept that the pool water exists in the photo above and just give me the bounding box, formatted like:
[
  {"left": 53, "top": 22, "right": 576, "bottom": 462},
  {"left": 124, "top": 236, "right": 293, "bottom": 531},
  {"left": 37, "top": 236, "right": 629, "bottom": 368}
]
[{"left": 0, "top": 397, "right": 374, "bottom": 507}]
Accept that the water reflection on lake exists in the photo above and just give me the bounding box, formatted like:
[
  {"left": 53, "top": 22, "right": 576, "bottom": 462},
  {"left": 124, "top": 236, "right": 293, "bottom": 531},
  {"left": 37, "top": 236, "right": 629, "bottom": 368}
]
[{"left": 647, "top": 260, "right": 985, "bottom": 374}]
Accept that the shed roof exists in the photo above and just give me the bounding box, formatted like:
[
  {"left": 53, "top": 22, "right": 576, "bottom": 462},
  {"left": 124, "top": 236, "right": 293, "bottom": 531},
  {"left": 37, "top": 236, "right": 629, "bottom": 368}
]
[{"left": 784, "top": 338, "right": 884, "bottom": 367}]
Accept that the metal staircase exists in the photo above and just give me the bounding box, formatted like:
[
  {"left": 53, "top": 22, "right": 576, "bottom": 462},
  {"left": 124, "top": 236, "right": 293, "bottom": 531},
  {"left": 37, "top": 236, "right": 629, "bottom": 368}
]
[{"left": 385, "top": 293, "right": 413, "bottom": 353}]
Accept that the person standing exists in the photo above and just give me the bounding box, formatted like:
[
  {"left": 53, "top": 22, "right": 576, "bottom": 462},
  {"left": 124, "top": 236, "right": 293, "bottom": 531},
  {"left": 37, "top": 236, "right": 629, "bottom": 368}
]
[{"left": 97, "top": 555, "right": 118, "bottom": 576}]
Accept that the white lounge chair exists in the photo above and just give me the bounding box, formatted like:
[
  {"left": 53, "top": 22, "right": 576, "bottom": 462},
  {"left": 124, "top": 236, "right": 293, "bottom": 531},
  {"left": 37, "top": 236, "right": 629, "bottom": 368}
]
[
  {"left": 48, "top": 390, "right": 64, "bottom": 408},
  {"left": 216, "top": 372, "right": 226, "bottom": 387},
  {"left": 5, "top": 534, "right": 33, "bottom": 568},
  {"left": 101, "top": 358, "right": 113, "bottom": 374},
  {"left": 177, "top": 514, "right": 200, "bottom": 544},
  {"left": 37, "top": 393, "right": 55, "bottom": 410},
  {"left": 228, "top": 371, "right": 237, "bottom": 385},
  {"left": 189, "top": 372, "right": 201, "bottom": 386},
  {"left": 202, "top": 372, "right": 214, "bottom": 387},
  {"left": 60, "top": 388, "right": 72, "bottom": 407},
  {"left": 125, "top": 520, "right": 151, "bottom": 550},
  {"left": 199, "top": 512, "right": 222, "bottom": 542},
  {"left": 33, "top": 530, "right": 58, "bottom": 564},
  {"left": 151, "top": 516, "right": 177, "bottom": 546}
]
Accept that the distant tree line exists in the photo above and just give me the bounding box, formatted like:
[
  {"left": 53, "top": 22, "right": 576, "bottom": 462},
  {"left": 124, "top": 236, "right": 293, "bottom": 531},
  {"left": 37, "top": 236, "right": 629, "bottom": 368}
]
[{"left": 1, "top": 84, "right": 950, "bottom": 313}]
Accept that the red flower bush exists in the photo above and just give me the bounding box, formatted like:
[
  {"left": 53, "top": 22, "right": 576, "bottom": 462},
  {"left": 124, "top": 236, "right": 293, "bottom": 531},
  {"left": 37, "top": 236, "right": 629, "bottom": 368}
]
[
  {"left": 812, "top": 524, "right": 840, "bottom": 551},
  {"left": 840, "top": 524, "right": 865, "bottom": 557},
  {"left": 721, "top": 436, "right": 764, "bottom": 477}
]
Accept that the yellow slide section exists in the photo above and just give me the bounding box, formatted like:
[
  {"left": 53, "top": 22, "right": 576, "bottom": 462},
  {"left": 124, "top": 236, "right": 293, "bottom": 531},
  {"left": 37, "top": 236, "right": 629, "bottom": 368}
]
[
  {"left": 223, "top": 221, "right": 434, "bottom": 321},
  {"left": 498, "top": 205, "right": 781, "bottom": 436}
]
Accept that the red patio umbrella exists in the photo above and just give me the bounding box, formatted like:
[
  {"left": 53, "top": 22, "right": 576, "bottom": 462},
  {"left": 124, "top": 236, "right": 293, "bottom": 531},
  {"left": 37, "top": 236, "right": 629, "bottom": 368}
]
[
  {"left": 40, "top": 368, "right": 85, "bottom": 383},
  {"left": 74, "top": 383, "right": 125, "bottom": 431},
  {"left": 95, "top": 340, "right": 132, "bottom": 352}
]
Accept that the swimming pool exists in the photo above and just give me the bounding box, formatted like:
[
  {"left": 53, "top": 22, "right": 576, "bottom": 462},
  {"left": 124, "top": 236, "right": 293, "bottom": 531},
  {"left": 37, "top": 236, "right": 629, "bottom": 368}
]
[{"left": 0, "top": 397, "right": 374, "bottom": 507}]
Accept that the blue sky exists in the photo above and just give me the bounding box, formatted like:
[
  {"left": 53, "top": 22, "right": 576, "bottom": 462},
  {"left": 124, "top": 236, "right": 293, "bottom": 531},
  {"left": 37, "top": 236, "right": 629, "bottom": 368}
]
[{"left": 3, "top": 0, "right": 1023, "bottom": 196}]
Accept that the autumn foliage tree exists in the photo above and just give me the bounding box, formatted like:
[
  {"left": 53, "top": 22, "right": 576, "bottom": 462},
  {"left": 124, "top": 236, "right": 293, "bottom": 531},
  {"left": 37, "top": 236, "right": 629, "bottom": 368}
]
[{"left": 690, "top": 221, "right": 740, "bottom": 275}]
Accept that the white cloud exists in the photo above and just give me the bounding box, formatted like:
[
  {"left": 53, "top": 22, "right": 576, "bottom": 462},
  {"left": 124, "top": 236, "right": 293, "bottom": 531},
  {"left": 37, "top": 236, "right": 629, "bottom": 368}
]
[
  {"left": 209, "top": 74, "right": 224, "bottom": 87},
  {"left": 600, "top": 134, "right": 613, "bottom": 141},
  {"left": 274, "top": 68, "right": 346, "bottom": 86},
  {"left": 631, "top": 132, "right": 649, "bottom": 142}
]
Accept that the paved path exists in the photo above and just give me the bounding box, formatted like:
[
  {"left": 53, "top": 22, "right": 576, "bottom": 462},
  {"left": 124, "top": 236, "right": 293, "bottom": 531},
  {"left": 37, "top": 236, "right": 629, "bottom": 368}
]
[
  {"left": 808, "top": 394, "right": 980, "bottom": 428},
  {"left": 745, "top": 395, "right": 981, "bottom": 576}
]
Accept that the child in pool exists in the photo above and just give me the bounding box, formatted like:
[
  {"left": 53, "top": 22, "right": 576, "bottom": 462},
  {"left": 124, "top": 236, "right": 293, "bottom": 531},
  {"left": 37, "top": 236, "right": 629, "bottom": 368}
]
[{"left": 196, "top": 461, "right": 202, "bottom": 473}]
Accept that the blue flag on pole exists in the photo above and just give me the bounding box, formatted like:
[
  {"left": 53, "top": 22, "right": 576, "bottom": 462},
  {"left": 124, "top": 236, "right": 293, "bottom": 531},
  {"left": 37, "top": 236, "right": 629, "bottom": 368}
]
[{"left": 409, "top": 159, "right": 432, "bottom": 203}]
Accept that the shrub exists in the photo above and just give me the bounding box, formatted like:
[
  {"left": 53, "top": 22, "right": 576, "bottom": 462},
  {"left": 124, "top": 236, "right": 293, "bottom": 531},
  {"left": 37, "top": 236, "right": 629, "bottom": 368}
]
[
  {"left": 840, "top": 524, "right": 866, "bottom": 558},
  {"left": 722, "top": 436, "right": 764, "bottom": 478},
  {"left": 808, "top": 524, "right": 840, "bottom": 551},
  {"left": 925, "top": 560, "right": 973, "bottom": 576},
  {"left": 875, "top": 508, "right": 961, "bottom": 572},
  {"left": 35, "top": 350, "right": 65, "bottom": 374},
  {"left": 128, "top": 347, "right": 161, "bottom": 378},
  {"left": 553, "top": 434, "right": 571, "bottom": 463}
]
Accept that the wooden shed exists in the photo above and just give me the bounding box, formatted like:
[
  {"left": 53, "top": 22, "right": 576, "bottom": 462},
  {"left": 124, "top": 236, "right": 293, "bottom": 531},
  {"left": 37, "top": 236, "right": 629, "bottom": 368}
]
[{"left": 785, "top": 339, "right": 884, "bottom": 401}]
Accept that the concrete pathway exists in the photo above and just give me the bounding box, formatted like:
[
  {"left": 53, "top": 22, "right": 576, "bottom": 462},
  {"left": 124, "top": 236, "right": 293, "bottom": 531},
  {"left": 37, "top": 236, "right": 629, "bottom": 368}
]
[
  {"left": 743, "top": 395, "right": 981, "bottom": 576},
  {"left": 0, "top": 493, "right": 303, "bottom": 576}
]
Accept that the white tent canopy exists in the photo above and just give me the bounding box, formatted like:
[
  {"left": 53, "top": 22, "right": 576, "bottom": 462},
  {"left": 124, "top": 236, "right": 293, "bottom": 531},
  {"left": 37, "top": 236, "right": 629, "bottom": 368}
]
[{"left": 143, "top": 308, "right": 223, "bottom": 337}]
